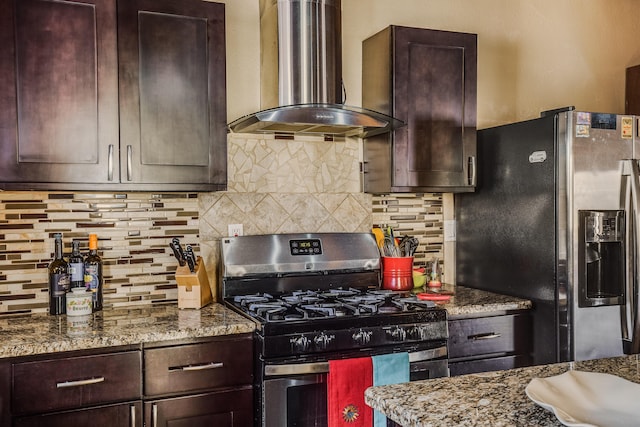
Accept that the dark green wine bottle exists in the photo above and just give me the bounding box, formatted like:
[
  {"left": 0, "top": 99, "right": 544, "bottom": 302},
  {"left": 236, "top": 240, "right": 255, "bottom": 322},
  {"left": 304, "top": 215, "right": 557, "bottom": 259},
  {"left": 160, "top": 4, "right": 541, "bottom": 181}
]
[
  {"left": 68, "top": 240, "right": 84, "bottom": 289},
  {"left": 48, "top": 233, "right": 69, "bottom": 315}
]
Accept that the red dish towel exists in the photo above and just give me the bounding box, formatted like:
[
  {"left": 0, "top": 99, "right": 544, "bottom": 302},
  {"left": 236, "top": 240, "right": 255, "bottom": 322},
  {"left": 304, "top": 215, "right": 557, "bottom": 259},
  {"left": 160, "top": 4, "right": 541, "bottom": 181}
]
[{"left": 328, "top": 357, "right": 373, "bottom": 426}]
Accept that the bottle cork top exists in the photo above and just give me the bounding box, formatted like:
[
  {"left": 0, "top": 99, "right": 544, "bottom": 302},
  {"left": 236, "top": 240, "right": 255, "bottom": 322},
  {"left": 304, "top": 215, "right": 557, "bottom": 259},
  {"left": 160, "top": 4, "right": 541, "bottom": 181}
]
[{"left": 88, "top": 234, "right": 98, "bottom": 250}]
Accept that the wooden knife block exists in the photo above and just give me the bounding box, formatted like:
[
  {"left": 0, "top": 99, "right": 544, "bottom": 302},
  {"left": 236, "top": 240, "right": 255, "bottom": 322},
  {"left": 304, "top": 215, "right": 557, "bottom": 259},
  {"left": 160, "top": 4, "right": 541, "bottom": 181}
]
[{"left": 175, "top": 257, "right": 212, "bottom": 309}]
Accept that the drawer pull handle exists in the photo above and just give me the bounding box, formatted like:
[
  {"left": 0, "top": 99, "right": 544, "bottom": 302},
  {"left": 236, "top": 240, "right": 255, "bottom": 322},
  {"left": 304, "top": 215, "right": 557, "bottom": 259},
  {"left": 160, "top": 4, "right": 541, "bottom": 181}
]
[
  {"left": 171, "top": 362, "right": 224, "bottom": 372},
  {"left": 470, "top": 332, "right": 501, "bottom": 340},
  {"left": 56, "top": 376, "right": 105, "bottom": 388}
]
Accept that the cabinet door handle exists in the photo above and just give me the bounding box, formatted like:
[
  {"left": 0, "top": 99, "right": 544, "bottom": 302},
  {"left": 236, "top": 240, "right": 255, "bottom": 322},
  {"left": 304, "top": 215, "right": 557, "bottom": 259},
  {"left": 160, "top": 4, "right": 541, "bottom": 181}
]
[
  {"left": 170, "top": 361, "right": 224, "bottom": 371},
  {"left": 108, "top": 144, "right": 114, "bottom": 181},
  {"left": 152, "top": 403, "right": 158, "bottom": 427},
  {"left": 56, "top": 376, "right": 105, "bottom": 388},
  {"left": 126, "top": 145, "right": 133, "bottom": 181},
  {"left": 469, "top": 332, "right": 501, "bottom": 341},
  {"left": 468, "top": 156, "right": 477, "bottom": 186},
  {"left": 130, "top": 403, "right": 136, "bottom": 427}
]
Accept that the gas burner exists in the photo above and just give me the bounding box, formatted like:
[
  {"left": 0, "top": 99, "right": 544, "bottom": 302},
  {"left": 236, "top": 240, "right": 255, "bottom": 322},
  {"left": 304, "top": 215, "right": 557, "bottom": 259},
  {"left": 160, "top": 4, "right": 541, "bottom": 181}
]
[
  {"left": 315, "top": 288, "right": 360, "bottom": 299},
  {"left": 249, "top": 303, "right": 286, "bottom": 319},
  {"left": 397, "top": 297, "right": 436, "bottom": 310},
  {"left": 227, "top": 287, "right": 443, "bottom": 323},
  {"left": 375, "top": 296, "right": 403, "bottom": 313},
  {"left": 303, "top": 303, "right": 359, "bottom": 317},
  {"left": 234, "top": 293, "right": 274, "bottom": 306},
  {"left": 281, "top": 294, "right": 322, "bottom": 305}
]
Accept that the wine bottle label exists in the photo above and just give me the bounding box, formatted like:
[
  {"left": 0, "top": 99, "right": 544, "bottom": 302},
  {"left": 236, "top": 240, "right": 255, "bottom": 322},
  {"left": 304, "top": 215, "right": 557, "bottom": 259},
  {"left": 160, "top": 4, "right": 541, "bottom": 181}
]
[
  {"left": 84, "top": 265, "right": 100, "bottom": 290},
  {"left": 69, "top": 262, "right": 84, "bottom": 282},
  {"left": 51, "top": 273, "right": 70, "bottom": 296}
]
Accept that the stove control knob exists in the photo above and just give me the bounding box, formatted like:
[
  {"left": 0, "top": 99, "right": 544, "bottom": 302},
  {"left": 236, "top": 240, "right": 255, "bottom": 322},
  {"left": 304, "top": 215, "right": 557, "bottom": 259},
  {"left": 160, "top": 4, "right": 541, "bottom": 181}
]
[
  {"left": 290, "top": 335, "right": 311, "bottom": 352},
  {"left": 387, "top": 326, "right": 407, "bottom": 341},
  {"left": 406, "top": 326, "right": 421, "bottom": 340},
  {"left": 313, "top": 333, "right": 335, "bottom": 350},
  {"left": 352, "top": 329, "right": 373, "bottom": 345}
]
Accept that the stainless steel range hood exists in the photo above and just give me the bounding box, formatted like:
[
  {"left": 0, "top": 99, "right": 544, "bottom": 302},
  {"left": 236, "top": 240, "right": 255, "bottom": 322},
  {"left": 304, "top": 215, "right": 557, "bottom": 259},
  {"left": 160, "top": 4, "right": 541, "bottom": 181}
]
[{"left": 228, "top": 0, "right": 403, "bottom": 138}]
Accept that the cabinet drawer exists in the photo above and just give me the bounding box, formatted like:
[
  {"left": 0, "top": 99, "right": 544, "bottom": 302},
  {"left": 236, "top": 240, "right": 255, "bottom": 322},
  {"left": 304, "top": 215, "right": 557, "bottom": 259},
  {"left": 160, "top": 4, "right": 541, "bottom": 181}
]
[
  {"left": 12, "top": 351, "right": 142, "bottom": 415},
  {"left": 144, "top": 336, "right": 253, "bottom": 397},
  {"left": 449, "top": 354, "right": 532, "bottom": 377},
  {"left": 448, "top": 314, "right": 531, "bottom": 359}
]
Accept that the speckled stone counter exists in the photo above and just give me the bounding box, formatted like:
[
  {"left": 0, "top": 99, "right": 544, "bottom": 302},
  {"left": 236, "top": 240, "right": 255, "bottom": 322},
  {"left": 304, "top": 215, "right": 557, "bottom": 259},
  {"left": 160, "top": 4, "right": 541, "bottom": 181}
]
[
  {"left": 0, "top": 303, "right": 256, "bottom": 359},
  {"left": 414, "top": 284, "right": 533, "bottom": 317},
  {"left": 366, "top": 355, "right": 640, "bottom": 426}
]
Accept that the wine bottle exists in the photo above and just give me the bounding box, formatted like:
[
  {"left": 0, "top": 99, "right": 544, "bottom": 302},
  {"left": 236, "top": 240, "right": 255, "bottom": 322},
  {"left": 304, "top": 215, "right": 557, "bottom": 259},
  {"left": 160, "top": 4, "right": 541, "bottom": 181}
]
[
  {"left": 84, "top": 233, "right": 103, "bottom": 311},
  {"left": 48, "top": 233, "right": 69, "bottom": 315},
  {"left": 68, "top": 240, "right": 84, "bottom": 289}
]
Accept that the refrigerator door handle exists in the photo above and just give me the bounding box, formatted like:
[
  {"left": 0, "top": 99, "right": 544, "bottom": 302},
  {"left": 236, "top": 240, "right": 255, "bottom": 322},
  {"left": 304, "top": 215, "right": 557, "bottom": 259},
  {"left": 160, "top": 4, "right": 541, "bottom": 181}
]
[{"left": 621, "top": 160, "right": 640, "bottom": 354}]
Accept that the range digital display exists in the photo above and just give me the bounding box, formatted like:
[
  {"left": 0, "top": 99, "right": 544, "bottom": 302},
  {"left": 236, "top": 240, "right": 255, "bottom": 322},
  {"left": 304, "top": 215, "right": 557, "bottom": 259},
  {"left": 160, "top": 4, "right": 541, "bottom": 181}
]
[{"left": 289, "top": 239, "right": 322, "bottom": 255}]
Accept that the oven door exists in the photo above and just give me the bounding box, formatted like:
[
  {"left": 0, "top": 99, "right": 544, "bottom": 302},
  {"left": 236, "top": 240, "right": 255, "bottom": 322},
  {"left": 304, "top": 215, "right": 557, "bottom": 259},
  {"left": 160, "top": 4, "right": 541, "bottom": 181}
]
[{"left": 262, "top": 346, "right": 448, "bottom": 427}]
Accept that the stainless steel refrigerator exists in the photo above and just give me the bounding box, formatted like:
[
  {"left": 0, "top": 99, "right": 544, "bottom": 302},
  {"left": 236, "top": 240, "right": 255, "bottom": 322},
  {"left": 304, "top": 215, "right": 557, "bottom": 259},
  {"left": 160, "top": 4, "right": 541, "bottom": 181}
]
[{"left": 455, "top": 108, "right": 640, "bottom": 364}]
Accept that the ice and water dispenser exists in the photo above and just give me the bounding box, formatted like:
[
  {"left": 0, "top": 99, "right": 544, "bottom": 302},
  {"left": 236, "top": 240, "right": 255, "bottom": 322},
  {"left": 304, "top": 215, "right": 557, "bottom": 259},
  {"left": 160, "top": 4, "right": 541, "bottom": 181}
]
[{"left": 578, "top": 210, "right": 625, "bottom": 307}]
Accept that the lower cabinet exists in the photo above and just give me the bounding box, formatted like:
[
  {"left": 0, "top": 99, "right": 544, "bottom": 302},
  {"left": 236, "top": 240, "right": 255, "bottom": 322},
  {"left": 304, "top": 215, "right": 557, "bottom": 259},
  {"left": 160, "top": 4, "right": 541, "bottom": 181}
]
[
  {"left": 143, "top": 334, "right": 254, "bottom": 427},
  {"left": 145, "top": 388, "right": 253, "bottom": 427},
  {"left": 6, "top": 347, "right": 142, "bottom": 426},
  {"left": 448, "top": 311, "right": 532, "bottom": 376},
  {"left": 14, "top": 402, "right": 143, "bottom": 427},
  {"left": 3, "top": 333, "right": 254, "bottom": 427}
]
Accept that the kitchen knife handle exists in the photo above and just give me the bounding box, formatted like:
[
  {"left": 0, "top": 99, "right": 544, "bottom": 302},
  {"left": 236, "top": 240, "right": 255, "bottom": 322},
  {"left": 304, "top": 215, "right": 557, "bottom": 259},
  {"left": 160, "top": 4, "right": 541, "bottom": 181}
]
[
  {"left": 173, "top": 238, "right": 186, "bottom": 262},
  {"left": 169, "top": 242, "right": 186, "bottom": 266},
  {"left": 185, "top": 244, "right": 196, "bottom": 273}
]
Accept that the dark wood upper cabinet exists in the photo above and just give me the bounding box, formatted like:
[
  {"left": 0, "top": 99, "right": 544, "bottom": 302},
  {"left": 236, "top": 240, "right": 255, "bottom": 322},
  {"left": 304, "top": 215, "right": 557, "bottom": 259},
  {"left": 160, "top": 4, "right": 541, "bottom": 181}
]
[
  {"left": 0, "top": 0, "right": 226, "bottom": 191},
  {"left": 117, "top": 0, "right": 226, "bottom": 190},
  {"left": 362, "top": 25, "right": 477, "bottom": 193},
  {"left": 625, "top": 64, "right": 640, "bottom": 115}
]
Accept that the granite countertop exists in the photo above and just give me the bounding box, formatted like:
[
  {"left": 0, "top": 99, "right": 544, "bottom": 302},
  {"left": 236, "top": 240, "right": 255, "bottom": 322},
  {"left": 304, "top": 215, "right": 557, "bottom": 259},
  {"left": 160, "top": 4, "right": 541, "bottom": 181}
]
[
  {"left": 365, "top": 355, "right": 640, "bottom": 426},
  {"left": 413, "top": 284, "right": 533, "bottom": 317},
  {"left": 0, "top": 285, "right": 528, "bottom": 359},
  {"left": 0, "top": 303, "right": 256, "bottom": 359}
]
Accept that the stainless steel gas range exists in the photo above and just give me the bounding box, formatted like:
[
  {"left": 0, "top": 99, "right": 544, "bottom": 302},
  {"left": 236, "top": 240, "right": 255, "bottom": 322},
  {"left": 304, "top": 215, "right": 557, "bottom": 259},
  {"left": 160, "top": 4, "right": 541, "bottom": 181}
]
[{"left": 220, "top": 232, "right": 449, "bottom": 427}]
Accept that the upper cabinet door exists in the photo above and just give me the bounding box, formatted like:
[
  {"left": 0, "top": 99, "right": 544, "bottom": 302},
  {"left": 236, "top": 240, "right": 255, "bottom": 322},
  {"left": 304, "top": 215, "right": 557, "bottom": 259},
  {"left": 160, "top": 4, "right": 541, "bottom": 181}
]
[
  {"left": 0, "top": 0, "right": 226, "bottom": 191},
  {"left": 117, "top": 0, "right": 227, "bottom": 190},
  {"left": 0, "top": 0, "right": 119, "bottom": 187},
  {"left": 363, "top": 26, "right": 477, "bottom": 193}
]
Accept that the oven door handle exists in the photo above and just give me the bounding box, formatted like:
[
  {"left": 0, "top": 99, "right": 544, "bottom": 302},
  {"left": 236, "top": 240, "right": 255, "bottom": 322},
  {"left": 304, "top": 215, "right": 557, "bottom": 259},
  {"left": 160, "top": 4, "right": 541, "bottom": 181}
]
[
  {"left": 265, "top": 361, "right": 330, "bottom": 376},
  {"left": 408, "top": 346, "right": 448, "bottom": 362},
  {"left": 264, "top": 345, "right": 448, "bottom": 377}
]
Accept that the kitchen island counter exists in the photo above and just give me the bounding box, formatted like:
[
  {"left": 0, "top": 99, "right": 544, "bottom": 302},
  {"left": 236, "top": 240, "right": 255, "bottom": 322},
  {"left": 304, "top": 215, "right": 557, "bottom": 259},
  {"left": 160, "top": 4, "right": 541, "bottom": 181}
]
[
  {"left": 0, "top": 303, "right": 256, "bottom": 358},
  {"left": 365, "top": 355, "right": 640, "bottom": 426}
]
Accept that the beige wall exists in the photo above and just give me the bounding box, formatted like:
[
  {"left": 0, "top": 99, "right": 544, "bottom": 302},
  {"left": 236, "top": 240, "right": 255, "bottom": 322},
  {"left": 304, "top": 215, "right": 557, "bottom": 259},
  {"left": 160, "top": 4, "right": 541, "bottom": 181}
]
[{"left": 220, "top": 0, "right": 640, "bottom": 128}]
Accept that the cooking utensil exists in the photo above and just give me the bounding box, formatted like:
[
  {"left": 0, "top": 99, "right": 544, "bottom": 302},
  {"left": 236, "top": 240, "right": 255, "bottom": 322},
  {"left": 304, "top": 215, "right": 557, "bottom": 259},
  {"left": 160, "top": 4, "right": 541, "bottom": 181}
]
[
  {"left": 372, "top": 227, "right": 385, "bottom": 250},
  {"left": 399, "top": 236, "right": 419, "bottom": 257},
  {"left": 382, "top": 236, "right": 401, "bottom": 257}
]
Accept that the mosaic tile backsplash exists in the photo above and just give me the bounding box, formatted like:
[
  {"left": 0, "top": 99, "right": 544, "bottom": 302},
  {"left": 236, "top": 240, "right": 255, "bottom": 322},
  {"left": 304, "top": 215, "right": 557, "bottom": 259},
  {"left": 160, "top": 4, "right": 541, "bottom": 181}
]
[
  {"left": 0, "top": 134, "right": 445, "bottom": 315},
  {"left": 0, "top": 192, "right": 200, "bottom": 315}
]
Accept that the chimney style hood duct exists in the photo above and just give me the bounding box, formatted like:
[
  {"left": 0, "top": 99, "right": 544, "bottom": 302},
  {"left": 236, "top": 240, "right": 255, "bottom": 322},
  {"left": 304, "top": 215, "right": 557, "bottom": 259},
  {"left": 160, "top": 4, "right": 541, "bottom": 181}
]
[{"left": 228, "top": 0, "right": 403, "bottom": 138}]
